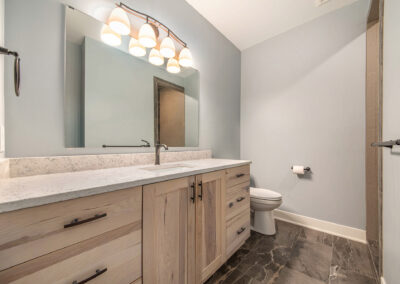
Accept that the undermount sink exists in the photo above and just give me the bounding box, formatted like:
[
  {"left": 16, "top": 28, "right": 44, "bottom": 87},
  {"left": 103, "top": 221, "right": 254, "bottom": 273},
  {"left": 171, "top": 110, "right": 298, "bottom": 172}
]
[{"left": 140, "top": 164, "right": 193, "bottom": 173}]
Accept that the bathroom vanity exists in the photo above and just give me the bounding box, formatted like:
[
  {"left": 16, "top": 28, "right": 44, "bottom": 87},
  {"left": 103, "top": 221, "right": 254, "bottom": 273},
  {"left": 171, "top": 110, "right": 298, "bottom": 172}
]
[{"left": 0, "top": 159, "right": 250, "bottom": 284}]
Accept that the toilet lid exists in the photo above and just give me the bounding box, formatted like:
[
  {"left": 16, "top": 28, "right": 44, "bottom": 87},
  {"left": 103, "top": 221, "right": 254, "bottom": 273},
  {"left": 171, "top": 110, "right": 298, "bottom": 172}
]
[{"left": 250, "top": 187, "right": 282, "bottom": 201}]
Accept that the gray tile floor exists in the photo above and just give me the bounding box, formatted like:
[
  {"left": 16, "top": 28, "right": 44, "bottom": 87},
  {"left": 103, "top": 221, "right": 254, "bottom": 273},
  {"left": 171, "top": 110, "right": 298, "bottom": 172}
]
[{"left": 206, "top": 220, "right": 378, "bottom": 284}]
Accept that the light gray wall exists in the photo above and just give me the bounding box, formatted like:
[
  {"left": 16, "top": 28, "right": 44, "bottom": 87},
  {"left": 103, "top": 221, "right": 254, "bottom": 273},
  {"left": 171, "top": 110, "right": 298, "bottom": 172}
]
[
  {"left": 83, "top": 36, "right": 198, "bottom": 147},
  {"left": 4, "top": 0, "right": 240, "bottom": 158},
  {"left": 382, "top": 1, "right": 400, "bottom": 282},
  {"left": 65, "top": 41, "right": 83, "bottom": 147},
  {"left": 241, "top": 1, "right": 369, "bottom": 229}
]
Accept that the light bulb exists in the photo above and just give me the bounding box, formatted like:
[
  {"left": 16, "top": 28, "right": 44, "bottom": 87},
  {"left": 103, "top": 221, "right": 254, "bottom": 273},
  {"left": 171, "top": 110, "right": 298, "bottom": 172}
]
[
  {"left": 167, "top": 58, "right": 180, "bottom": 73},
  {"left": 149, "top": 48, "right": 164, "bottom": 66},
  {"left": 179, "top": 47, "right": 193, "bottom": 67},
  {"left": 160, "top": 37, "right": 175, "bottom": 58},
  {"left": 101, "top": 24, "right": 121, "bottom": 46},
  {"left": 129, "top": 38, "right": 146, "bottom": 57},
  {"left": 108, "top": 7, "right": 130, "bottom": 35},
  {"left": 139, "top": 23, "right": 157, "bottom": 48}
]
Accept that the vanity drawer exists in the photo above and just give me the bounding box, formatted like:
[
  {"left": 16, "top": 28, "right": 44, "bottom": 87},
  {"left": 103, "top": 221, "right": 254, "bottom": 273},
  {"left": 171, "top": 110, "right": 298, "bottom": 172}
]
[
  {"left": 226, "top": 182, "right": 250, "bottom": 221},
  {"left": 0, "top": 223, "right": 142, "bottom": 283},
  {"left": 226, "top": 211, "right": 250, "bottom": 258},
  {"left": 0, "top": 186, "right": 142, "bottom": 271},
  {"left": 226, "top": 165, "right": 250, "bottom": 188}
]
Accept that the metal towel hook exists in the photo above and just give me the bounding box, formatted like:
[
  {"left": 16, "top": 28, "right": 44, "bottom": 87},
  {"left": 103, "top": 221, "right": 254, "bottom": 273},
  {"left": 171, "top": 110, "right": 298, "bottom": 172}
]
[{"left": 0, "top": 46, "right": 20, "bottom": 96}]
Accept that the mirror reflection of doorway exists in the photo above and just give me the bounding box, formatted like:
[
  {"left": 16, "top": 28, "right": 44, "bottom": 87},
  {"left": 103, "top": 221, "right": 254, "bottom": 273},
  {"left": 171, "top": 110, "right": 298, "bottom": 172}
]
[{"left": 154, "top": 77, "right": 185, "bottom": 147}]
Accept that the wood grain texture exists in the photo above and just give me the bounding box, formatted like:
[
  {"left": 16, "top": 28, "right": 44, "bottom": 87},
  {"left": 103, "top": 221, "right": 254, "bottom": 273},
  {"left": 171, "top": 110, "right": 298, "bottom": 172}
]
[
  {"left": 0, "top": 186, "right": 142, "bottom": 271},
  {"left": 225, "top": 165, "right": 250, "bottom": 188},
  {"left": 226, "top": 211, "right": 250, "bottom": 258},
  {"left": 195, "top": 171, "right": 225, "bottom": 283},
  {"left": 143, "top": 177, "right": 195, "bottom": 284},
  {"left": 226, "top": 182, "right": 250, "bottom": 221},
  {"left": 366, "top": 20, "right": 380, "bottom": 242},
  {"left": 0, "top": 222, "right": 142, "bottom": 283}
]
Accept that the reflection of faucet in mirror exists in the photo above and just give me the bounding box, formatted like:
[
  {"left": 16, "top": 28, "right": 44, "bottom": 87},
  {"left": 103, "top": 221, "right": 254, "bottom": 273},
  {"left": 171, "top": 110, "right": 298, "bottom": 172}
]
[
  {"left": 102, "top": 139, "right": 151, "bottom": 148},
  {"left": 155, "top": 144, "right": 168, "bottom": 165},
  {"left": 141, "top": 139, "right": 151, "bottom": 147}
]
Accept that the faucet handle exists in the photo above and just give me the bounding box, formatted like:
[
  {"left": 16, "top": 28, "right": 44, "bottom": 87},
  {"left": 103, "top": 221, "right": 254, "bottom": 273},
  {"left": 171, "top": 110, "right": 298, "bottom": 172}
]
[
  {"left": 156, "top": 144, "right": 169, "bottom": 150},
  {"left": 141, "top": 139, "right": 150, "bottom": 147}
]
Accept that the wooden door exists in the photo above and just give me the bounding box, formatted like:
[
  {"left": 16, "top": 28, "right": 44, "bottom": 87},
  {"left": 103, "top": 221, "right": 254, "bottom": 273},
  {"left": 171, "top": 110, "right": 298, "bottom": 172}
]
[
  {"left": 195, "top": 170, "right": 226, "bottom": 283},
  {"left": 143, "top": 177, "right": 196, "bottom": 284}
]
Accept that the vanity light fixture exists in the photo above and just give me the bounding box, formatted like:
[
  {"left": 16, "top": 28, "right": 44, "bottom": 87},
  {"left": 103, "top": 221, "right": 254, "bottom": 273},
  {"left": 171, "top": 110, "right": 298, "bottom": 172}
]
[
  {"left": 103, "top": 2, "right": 194, "bottom": 73},
  {"left": 108, "top": 7, "right": 131, "bottom": 35},
  {"left": 100, "top": 24, "right": 122, "bottom": 46},
  {"left": 129, "top": 38, "right": 146, "bottom": 57},
  {"left": 167, "top": 58, "right": 180, "bottom": 73},
  {"left": 149, "top": 48, "right": 164, "bottom": 66},
  {"left": 160, "top": 36, "right": 175, "bottom": 58}
]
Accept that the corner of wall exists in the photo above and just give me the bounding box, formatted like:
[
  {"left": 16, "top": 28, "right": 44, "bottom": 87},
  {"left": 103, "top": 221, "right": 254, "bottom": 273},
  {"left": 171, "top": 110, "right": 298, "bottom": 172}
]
[{"left": 0, "top": 0, "right": 4, "bottom": 159}]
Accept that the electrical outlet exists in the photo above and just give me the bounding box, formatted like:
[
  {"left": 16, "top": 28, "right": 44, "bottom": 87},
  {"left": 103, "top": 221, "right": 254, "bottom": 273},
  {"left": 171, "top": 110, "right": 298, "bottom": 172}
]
[{"left": 315, "top": 0, "right": 331, "bottom": 7}]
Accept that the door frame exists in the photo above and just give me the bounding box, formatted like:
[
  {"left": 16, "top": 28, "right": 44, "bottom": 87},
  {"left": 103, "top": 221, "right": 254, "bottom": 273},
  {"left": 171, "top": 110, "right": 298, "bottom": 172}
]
[{"left": 153, "top": 77, "right": 185, "bottom": 145}]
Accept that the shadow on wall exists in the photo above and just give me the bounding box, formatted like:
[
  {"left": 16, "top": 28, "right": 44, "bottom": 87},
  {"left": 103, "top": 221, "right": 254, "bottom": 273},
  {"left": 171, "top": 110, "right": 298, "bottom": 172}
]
[{"left": 243, "top": 0, "right": 368, "bottom": 97}]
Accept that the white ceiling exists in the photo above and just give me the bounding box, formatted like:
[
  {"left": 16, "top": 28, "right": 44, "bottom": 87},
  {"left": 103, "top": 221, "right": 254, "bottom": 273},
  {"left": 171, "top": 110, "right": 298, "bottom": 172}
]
[{"left": 185, "top": 0, "right": 361, "bottom": 50}]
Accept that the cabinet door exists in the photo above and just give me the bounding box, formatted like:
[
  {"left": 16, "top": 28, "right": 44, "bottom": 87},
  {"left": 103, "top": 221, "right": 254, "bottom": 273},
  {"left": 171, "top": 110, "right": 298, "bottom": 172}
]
[
  {"left": 143, "top": 177, "right": 196, "bottom": 284},
  {"left": 195, "top": 170, "right": 226, "bottom": 283}
]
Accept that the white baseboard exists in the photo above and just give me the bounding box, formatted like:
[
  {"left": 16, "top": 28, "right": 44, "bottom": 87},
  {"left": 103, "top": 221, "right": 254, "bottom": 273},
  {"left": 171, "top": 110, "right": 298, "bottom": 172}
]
[
  {"left": 274, "top": 209, "right": 367, "bottom": 244},
  {"left": 381, "top": 277, "right": 386, "bottom": 284}
]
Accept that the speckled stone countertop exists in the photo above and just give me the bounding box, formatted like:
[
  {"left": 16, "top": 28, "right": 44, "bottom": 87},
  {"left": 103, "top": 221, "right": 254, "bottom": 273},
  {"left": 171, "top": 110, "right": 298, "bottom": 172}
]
[{"left": 0, "top": 159, "right": 251, "bottom": 213}]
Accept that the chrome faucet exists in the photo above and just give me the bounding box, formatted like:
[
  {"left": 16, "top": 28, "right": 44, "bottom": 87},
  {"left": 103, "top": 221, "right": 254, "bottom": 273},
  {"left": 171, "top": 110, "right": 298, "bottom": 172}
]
[{"left": 155, "top": 144, "right": 168, "bottom": 165}]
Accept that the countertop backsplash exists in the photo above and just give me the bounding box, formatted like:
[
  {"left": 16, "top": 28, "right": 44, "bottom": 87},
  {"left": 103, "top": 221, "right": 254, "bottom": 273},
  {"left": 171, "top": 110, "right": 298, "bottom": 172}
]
[{"left": 3, "top": 150, "right": 212, "bottom": 178}]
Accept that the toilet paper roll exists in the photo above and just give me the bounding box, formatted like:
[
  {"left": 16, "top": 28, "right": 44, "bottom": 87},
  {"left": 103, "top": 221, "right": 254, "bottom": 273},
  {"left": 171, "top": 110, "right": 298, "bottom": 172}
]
[{"left": 292, "top": 165, "right": 305, "bottom": 175}]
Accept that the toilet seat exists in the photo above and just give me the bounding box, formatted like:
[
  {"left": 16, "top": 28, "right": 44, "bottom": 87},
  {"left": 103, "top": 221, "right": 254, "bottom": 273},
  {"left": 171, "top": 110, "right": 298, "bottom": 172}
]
[{"left": 250, "top": 187, "right": 282, "bottom": 201}]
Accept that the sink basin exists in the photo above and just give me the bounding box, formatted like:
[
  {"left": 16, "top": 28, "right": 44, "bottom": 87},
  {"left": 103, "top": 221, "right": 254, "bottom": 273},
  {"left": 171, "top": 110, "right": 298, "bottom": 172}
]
[{"left": 140, "top": 164, "right": 193, "bottom": 173}]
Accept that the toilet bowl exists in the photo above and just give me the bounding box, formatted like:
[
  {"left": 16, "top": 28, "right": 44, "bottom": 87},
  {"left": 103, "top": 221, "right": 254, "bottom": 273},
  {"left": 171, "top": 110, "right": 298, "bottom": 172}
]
[{"left": 250, "top": 187, "right": 282, "bottom": 235}]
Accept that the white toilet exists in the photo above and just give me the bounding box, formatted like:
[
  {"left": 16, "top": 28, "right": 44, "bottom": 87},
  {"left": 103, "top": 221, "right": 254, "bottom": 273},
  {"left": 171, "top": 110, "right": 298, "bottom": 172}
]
[{"left": 250, "top": 187, "right": 282, "bottom": 235}]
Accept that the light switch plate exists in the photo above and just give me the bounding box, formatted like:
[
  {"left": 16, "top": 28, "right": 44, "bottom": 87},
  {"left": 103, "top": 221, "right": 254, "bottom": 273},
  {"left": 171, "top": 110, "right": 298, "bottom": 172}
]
[{"left": 0, "top": 126, "right": 4, "bottom": 153}]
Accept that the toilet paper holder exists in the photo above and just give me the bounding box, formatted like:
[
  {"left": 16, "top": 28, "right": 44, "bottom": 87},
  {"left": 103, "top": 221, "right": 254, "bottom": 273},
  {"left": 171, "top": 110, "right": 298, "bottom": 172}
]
[{"left": 291, "top": 166, "right": 311, "bottom": 172}]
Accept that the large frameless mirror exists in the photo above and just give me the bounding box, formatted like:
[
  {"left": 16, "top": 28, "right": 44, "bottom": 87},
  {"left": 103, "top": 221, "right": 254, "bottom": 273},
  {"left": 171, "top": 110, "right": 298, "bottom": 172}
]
[{"left": 64, "top": 6, "right": 199, "bottom": 148}]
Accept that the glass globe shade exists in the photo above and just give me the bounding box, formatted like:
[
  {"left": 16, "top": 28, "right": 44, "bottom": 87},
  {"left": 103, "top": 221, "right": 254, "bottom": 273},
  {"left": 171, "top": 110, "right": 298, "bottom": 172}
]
[
  {"left": 149, "top": 48, "right": 164, "bottom": 66},
  {"left": 139, "top": 23, "right": 157, "bottom": 48},
  {"left": 167, "top": 58, "right": 180, "bottom": 73},
  {"left": 160, "top": 37, "right": 175, "bottom": 58},
  {"left": 179, "top": 47, "right": 193, "bottom": 67},
  {"left": 129, "top": 38, "right": 146, "bottom": 57},
  {"left": 108, "top": 7, "right": 130, "bottom": 35},
  {"left": 101, "top": 25, "right": 121, "bottom": 46}
]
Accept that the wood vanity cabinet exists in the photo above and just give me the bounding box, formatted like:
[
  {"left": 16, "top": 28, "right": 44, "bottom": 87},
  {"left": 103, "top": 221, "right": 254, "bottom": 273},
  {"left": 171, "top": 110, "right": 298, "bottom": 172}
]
[
  {"left": 0, "top": 186, "right": 143, "bottom": 284},
  {"left": 143, "top": 176, "right": 197, "bottom": 284},
  {"left": 0, "top": 164, "right": 250, "bottom": 284},
  {"left": 195, "top": 170, "right": 225, "bottom": 283},
  {"left": 143, "top": 166, "right": 250, "bottom": 284}
]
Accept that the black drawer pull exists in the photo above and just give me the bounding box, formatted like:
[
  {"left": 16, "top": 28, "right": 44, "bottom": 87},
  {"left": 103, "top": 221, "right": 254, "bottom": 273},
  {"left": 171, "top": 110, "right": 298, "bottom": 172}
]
[
  {"left": 229, "top": 202, "right": 234, "bottom": 208},
  {"left": 72, "top": 268, "right": 107, "bottom": 284},
  {"left": 198, "top": 181, "right": 203, "bottom": 200},
  {"left": 236, "top": 197, "right": 245, "bottom": 202},
  {"left": 237, "top": 227, "right": 246, "bottom": 235},
  {"left": 190, "top": 182, "right": 196, "bottom": 203},
  {"left": 236, "top": 173, "right": 245, "bottom": 178},
  {"left": 64, "top": 213, "right": 107, "bottom": 229}
]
